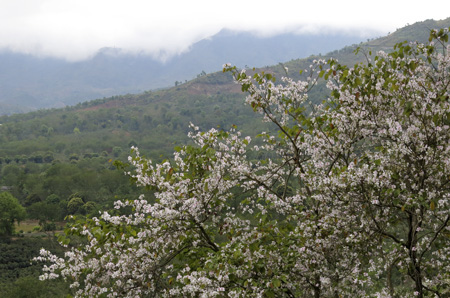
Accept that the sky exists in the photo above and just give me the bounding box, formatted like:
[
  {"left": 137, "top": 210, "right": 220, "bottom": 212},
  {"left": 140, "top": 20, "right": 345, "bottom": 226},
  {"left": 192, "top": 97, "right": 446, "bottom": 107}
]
[{"left": 0, "top": 0, "right": 449, "bottom": 62}]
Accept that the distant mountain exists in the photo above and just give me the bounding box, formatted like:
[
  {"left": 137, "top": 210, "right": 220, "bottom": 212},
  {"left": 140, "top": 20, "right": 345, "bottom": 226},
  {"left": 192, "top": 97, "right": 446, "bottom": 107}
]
[
  {"left": 0, "top": 30, "right": 368, "bottom": 115},
  {"left": 165, "top": 29, "right": 368, "bottom": 73},
  {"left": 2, "top": 18, "right": 450, "bottom": 116}
]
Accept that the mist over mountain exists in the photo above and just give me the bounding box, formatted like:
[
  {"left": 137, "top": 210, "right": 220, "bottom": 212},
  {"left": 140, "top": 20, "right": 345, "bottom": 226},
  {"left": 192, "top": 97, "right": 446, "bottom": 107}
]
[{"left": 0, "top": 30, "right": 367, "bottom": 115}]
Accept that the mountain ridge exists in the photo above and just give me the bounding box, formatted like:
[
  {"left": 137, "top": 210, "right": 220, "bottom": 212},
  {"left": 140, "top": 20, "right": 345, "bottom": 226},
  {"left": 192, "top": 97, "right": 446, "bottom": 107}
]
[{"left": 0, "top": 30, "right": 369, "bottom": 115}]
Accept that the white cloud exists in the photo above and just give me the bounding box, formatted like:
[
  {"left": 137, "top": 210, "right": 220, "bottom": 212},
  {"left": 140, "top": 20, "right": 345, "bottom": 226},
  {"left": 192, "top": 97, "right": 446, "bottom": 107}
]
[{"left": 0, "top": 0, "right": 448, "bottom": 61}]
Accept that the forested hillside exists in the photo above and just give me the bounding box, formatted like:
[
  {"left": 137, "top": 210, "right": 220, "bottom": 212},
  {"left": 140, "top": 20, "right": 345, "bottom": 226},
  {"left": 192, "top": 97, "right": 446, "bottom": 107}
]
[{"left": 0, "top": 17, "right": 450, "bottom": 297}]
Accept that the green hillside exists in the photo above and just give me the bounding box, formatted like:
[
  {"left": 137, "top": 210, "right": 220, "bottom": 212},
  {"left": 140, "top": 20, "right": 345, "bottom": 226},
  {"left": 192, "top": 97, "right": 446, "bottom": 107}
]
[{"left": 285, "top": 18, "right": 450, "bottom": 76}]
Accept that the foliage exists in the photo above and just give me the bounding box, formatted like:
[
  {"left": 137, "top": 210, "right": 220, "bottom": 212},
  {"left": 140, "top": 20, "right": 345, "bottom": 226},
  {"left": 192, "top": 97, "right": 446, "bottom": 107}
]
[
  {"left": 0, "top": 237, "right": 69, "bottom": 297},
  {"left": 0, "top": 192, "right": 26, "bottom": 237},
  {"left": 1, "top": 276, "right": 69, "bottom": 298},
  {"left": 67, "top": 197, "right": 85, "bottom": 215},
  {"left": 36, "top": 28, "right": 450, "bottom": 297},
  {"left": 27, "top": 202, "right": 61, "bottom": 227}
]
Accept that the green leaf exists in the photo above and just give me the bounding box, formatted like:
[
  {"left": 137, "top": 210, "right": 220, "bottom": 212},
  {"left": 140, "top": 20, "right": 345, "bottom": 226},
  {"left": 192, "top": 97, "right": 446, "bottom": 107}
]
[
  {"left": 331, "top": 90, "right": 340, "bottom": 99},
  {"left": 273, "top": 279, "right": 281, "bottom": 288},
  {"left": 430, "top": 201, "right": 436, "bottom": 211}
]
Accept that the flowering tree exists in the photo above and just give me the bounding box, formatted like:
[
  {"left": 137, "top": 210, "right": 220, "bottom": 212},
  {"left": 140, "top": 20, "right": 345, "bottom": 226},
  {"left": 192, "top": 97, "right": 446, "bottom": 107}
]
[{"left": 36, "top": 28, "right": 450, "bottom": 297}]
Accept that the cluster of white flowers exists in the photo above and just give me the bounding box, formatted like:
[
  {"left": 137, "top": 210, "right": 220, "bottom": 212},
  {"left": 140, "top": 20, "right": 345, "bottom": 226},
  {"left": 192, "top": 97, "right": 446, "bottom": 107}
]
[{"left": 35, "top": 29, "right": 450, "bottom": 297}]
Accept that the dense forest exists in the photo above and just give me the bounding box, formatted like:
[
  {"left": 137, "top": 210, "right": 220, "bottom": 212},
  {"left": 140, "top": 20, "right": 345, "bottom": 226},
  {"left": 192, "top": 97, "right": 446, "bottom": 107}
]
[{"left": 1, "top": 18, "right": 450, "bottom": 297}]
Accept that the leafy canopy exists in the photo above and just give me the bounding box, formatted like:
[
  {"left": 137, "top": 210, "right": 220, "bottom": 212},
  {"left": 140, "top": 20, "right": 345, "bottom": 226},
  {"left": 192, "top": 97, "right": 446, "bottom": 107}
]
[{"left": 0, "top": 192, "right": 26, "bottom": 237}]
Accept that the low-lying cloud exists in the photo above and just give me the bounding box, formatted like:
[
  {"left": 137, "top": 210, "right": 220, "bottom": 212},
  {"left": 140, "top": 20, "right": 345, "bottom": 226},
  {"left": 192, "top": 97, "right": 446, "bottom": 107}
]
[{"left": 0, "top": 0, "right": 447, "bottom": 62}]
